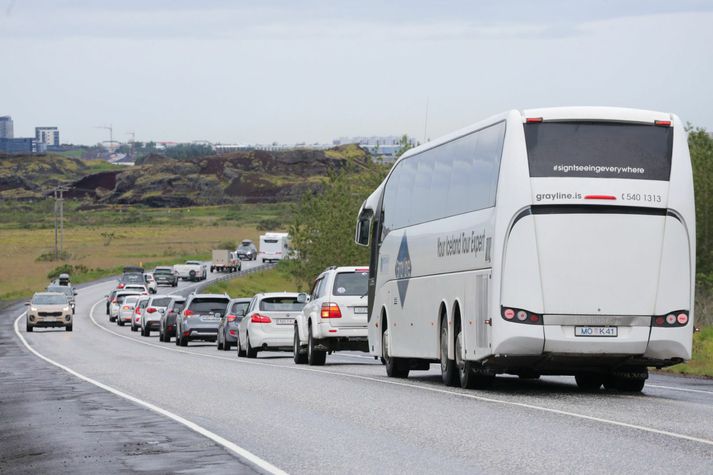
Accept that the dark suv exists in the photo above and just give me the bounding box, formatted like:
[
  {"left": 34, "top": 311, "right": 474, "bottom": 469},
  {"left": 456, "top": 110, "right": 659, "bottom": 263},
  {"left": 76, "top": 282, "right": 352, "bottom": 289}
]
[
  {"left": 159, "top": 296, "right": 186, "bottom": 342},
  {"left": 236, "top": 240, "right": 258, "bottom": 261},
  {"left": 153, "top": 266, "right": 178, "bottom": 287},
  {"left": 176, "top": 294, "right": 230, "bottom": 347}
]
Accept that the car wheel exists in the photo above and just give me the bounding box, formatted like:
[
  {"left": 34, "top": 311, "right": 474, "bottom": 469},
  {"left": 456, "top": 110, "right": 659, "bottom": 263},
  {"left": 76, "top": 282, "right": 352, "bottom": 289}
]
[
  {"left": 383, "top": 328, "right": 409, "bottom": 378},
  {"left": 224, "top": 339, "right": 231, "bottom": 351},
  {"left": 456, "top": 329, "right": 493, "bottom": 390},
  {"left": 65, "top": 324, "right": 73, "bottom": 332},
  {"left": 118, "top": 320, "right": 124, "bottom": 326},
  {"left": 175, "top": 332, "right": 180, "bottom": 346},
  {"left": 131, "top": 324, "right": 137, "bottom": 332},
  {"left": 180, "top": 335, "right": 188, "bottom": 347},
  {"left": 307, "top": 328, "right": 326, "bottom": 366},
  {"left": 217, "top": 333, "right": 224, "bottom": 350},
  {"left": 237, "top": 335, "right": 246, "bottom": 357},
  {"left": 246, "top": 333, "right": 258, "bottom": 358},
  {"left": 440, "top": 316, "right": 458, "bottom": 387},
  {"left": 145, "top": 328, "right": 151, "bottom": 337},
  {"left": 293, "top": 326, "right": 307, "bottom": 364},
  {"left": 26, "top": 322, "right": 33, "bottom": 332}
]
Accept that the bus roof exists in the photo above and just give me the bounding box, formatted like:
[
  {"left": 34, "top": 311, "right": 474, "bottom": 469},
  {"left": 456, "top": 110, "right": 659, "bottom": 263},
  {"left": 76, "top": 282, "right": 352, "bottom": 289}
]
[{"left": 398, "top": 106, "right": 675, "bottom": 164}]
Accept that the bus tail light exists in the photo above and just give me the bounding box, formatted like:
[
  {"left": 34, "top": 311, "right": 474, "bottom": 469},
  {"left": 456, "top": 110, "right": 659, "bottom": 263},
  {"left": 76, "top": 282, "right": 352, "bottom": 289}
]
[
  {"left": 321, "top": 303, "right": 342, "bottom": 318},
  {"left": 652, "top": 310, "right": 689, "bottom": 327},
  {"left": 501, "top": 307, "right": 542, "bottom": 325},
  {"left": 526, "top": 117, "right": 543, "bottom": 123},
  {"left": 654, "top": 120, "right": 672, "bottom": 127}
]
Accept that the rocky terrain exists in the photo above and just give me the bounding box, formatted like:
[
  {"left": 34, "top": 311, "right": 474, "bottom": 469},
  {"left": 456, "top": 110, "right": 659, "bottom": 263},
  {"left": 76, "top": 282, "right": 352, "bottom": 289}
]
[{"left": 0, "top": 145, "right": 370, "bottom": 206}]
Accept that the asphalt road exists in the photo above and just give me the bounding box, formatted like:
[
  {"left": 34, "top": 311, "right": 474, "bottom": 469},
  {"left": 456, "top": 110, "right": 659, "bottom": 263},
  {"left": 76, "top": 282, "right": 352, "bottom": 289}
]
[{"left": 4, "top": 262, "right": 713, "bottom": 474}]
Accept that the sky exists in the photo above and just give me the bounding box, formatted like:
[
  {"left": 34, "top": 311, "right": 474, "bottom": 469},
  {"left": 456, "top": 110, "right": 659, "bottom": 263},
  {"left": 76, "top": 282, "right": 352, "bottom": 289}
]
[{"left": 1, "top": 0, "right": 712, "bottom": 145}]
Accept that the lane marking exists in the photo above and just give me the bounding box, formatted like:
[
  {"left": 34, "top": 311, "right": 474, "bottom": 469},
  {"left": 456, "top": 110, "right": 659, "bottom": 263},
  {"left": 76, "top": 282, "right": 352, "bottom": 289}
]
[
  {"left": 648, "top": 384, "right": 713, "bottom": 396},
  {"left": 85, "top": 300, "right": 713, "bottom": 448},
  {"left": 15, "top": 297, "right": 286, "bottom": 475}
]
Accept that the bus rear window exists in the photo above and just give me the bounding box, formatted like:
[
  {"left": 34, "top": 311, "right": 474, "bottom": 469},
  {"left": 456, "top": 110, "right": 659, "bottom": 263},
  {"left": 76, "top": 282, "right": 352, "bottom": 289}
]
[{"left": 525, "top": 122, "right": 673, "bottom": 180}]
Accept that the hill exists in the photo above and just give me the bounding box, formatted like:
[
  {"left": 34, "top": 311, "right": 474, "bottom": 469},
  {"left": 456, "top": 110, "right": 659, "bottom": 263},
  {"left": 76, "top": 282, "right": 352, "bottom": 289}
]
[{"left": 0, "top": 145, "right": 371, "bottom": 206}]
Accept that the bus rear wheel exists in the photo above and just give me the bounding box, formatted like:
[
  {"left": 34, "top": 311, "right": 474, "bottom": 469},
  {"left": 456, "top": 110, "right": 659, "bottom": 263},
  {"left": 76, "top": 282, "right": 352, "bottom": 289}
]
[
  {"left": 440, "top": 318, "right": 458, "bottom": 387},
  {"left": 383, "top": 329, "right": 409, "bottom": 378},
  {"left": 456, "top": 330, "right": 493, "bottom": 389}
]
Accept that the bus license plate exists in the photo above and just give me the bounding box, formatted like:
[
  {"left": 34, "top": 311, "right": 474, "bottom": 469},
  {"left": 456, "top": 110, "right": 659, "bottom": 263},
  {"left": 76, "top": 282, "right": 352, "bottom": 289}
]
[
  {"left": 575, "top": 326, "right": 618, "bottom": 337},
  {"left": 353, "top": 307, "right": 368, "bottom": 314}
]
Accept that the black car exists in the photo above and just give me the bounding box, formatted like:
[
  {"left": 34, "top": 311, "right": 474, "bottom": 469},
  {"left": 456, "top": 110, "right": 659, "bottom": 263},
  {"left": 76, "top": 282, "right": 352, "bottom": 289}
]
[
  {"left": 118, "top": 272, "right": 144, "bottom": 289},
  {"left": 153, "top": 266, "right": 178, "bottom": 287},
  {"left": 236, "top": 240, "right": 258, "bottom": 261},
  {"left": 159, "top": 296, "right": 186, "bottom": 342},
  {"left": 217, "top": 298, "right": 251, "bottom": 351}
]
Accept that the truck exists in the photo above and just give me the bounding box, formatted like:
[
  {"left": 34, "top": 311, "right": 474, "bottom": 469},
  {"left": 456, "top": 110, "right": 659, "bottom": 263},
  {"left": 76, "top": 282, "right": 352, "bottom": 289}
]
[
  {"left": 258, "top": 232, "right": 291, "bottom": 263},
  {"left": 210, "top": 249, "right": 241, "bottom": 273},
  {"left": 173, "top": 260, "right": 208, "bottom": 282}
]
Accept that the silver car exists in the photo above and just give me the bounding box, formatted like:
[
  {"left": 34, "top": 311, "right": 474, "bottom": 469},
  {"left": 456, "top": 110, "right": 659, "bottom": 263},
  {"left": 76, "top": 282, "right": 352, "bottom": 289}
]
[
  {"left": 176, "top": 293, "right": 230, "bottom": 346},
  {"left": 131, "top": 296, "right": 150, "bottom": 332},
  {"left": 217, "top": 298, "right": 251, "bottom": 351},
  {"left": 26, "top": 292, "right": 73, "bottom": 332}
]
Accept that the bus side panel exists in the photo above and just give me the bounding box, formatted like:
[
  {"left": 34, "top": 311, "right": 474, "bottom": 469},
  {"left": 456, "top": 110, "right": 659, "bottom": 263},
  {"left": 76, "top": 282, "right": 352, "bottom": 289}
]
[
  {"left": 646, "top": 216, "right": 693, "bottom": 360},
  {"left": 492, "top": 215, "right": 545, "bottom": 356}
]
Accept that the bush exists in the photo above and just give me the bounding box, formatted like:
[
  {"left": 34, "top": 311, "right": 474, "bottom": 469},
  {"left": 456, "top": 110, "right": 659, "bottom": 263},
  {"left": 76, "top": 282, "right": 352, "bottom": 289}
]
[
  {"left": 217, "top": 240, "right": 236, "bottom": 250},
  {"left": 36, "top": 250, "right": 72, "bottom": 262},
  {"left": 257, "top": 218, "right": 281, "bottom": 231},
  {"left": 47, "top": 264, "right": 89, "bottom": 280}
]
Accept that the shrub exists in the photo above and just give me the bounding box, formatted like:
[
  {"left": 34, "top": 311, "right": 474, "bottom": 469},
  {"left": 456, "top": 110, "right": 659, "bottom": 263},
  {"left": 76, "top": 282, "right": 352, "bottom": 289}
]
[{"left": 257, "top": 218, "right": 281, "bottom": 231}]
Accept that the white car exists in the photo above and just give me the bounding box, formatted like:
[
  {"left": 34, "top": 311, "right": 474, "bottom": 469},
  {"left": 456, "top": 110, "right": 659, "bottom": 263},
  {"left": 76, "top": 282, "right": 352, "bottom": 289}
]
[
  {"left": 124, "top": 284, "right": 149, "bottom": 294},
  {"left": 140, "top": 295, "right": 173, "bottom": 337},
  {"left": 173, "top": 261, "right": 208, "bottom": 282},
  {"left": 143, "top": 273, "right": 157, "bottom": 294},
  {"left": 131, "top": 296, "right": 150, "bottom": 332},
  {"left": 117, "top": 295, "right": 141, "bottom": 326},
  {"left": 293, "top": 266, "right": 369, "bottom": 365},
  {"left": 109, "top": 290, "right": 142, "bottom": 322},
  {"left": 237, "top": 292, "right": 307, "bottom": 358}
]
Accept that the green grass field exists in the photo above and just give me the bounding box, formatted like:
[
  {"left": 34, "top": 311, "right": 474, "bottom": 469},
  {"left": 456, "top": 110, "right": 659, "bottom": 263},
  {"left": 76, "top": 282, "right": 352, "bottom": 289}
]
[
  {"left": 203, "top": 266, "right": 298, "bottom": 298},
  {"left": 662, "top": 327, "right": 713, "bottom": 378}
]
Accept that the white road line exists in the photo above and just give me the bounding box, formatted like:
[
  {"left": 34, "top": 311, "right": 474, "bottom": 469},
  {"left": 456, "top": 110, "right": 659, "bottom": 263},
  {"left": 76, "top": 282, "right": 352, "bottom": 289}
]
[
  {"left": 648, "top": 384, "right": 713, "bottom": 396},
  {"left": 14, "top": 310, "right": 287, "bottom": 475},
  {"left": 85, "top": 299, "right": 713, "bottom": 448}
]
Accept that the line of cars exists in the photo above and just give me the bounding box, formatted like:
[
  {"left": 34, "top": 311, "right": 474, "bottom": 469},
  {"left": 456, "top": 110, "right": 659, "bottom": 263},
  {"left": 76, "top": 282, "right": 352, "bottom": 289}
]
[{"left": 106, "top": 264, "right": 371, "bottom": 366}]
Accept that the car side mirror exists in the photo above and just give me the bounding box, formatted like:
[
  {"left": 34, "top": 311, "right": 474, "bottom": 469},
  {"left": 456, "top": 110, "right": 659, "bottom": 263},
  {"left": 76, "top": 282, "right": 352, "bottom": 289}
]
[
  {"left": 73, "top": 291, "right": 78, "bottom": 295},
  {"left": 355, "top": 208, "right": 373, "bottom": 246},
  {"left": 25, "top": 302, "right": 30, "bottom": 306},
  {"left": 296, "top": 293, "right": 309, "bottom": 304}
]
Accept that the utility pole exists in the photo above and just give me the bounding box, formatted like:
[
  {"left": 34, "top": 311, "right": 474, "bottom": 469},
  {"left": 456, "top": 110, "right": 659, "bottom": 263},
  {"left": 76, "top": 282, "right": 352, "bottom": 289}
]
[{"left": 53, "top": 186, "right": 66, "bottom": 260}]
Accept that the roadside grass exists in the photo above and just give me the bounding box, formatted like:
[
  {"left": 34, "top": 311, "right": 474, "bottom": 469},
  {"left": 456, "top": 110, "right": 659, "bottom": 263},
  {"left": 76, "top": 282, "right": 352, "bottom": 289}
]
[
  {"left": 0, "top": 224, "right": 261, "bottom": 301},
  {"left": 0, "top": 201, "right": 289, "bottom": 230},
  {"left": 662, "top": 326, "right": 713, "bottom": 378},
  {"left": 203, "top": 265, "right": 298, "bottom": 298}
]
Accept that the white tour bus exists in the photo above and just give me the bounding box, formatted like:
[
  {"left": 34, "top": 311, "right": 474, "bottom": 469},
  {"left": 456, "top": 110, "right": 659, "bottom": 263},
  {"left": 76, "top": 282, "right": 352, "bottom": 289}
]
[{"left": 355, "top": 107, "right": 694, "bottom": 392}]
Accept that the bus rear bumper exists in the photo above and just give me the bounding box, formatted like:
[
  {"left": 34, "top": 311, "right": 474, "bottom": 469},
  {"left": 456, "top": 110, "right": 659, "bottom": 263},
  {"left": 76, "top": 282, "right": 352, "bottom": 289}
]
[
  {"left": 644, "top": 326, "right": 692, "bottom": 360},
  {"left": 542, "top": 324, "right": 650, "bottom": 355}
]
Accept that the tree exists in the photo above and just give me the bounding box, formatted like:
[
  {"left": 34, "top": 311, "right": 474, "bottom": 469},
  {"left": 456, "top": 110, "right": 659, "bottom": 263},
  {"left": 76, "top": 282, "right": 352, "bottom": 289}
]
[
  {"left": 285, "top": 164, "right": 388, "bottom": 289},
  {"left": 395, "top": 134, "right": 414, "bottom": 158},
  {"left": 689, "top": 126, "right": 713, "bottom": 276}
]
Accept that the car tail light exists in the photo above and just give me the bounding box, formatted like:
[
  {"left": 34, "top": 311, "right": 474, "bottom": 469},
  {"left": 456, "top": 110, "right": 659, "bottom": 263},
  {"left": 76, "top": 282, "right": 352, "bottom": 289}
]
[
  {"left": 229, "top": 329, "right": 236, "bottom": 336},
  {"left": 112, "top": 299, "right": 118, "bottom": 304},
  {"left": 526, "top": 117, "right": 543, "bottom": 123},
  {"left": 147, "top": 307, "right": 157, "bottom": 314},
  {"left": 654, "top": 120, "right": 671, "bottom": 127},
  {"left": 321, "top": 303, "right": 342, "bottom": 318},
  {"left": 652, "top": 310, "right": 689, "bottom": 327},
  {"left": 251, "top": 314, "right": 272, "bottom": 323},
  {"left": 227, "top": 314, "right": 237, "bottom": 322},
  {"left": 135, "top": 307, "right": 141, "bottom": 314},
  {"left": 184, "top": 309, "right": 193, "bottom": 318},
  {"left": 501, "top": 306, "right": 542, "bottom": 325},
  {"left": 122, "top": 305, "right": 130, "bottom": 310},
  {"left": 117, "top": 283, "right": 125, "bottom": 289}
]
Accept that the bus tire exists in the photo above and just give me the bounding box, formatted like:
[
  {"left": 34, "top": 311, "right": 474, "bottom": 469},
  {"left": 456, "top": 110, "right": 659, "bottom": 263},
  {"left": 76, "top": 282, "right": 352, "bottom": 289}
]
[
  {"left": 456, "top": 330, "right": 493, "bottom": 389},
  {"left": 575, "top": 373, "right": 603, "bottom": 391},
  {"left": 440, "top": 317, "right": 458, "bottom": 387},
  {"left": 383, "top": 328, "right": 409, "bottom": 378},
  {"left": 604, "top": 369, "right": 647, "bottom": 393}
]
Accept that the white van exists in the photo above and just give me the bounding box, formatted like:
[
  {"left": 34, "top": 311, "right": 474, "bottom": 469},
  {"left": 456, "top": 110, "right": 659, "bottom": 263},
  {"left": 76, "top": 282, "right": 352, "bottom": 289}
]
[{"left": 259, "top": 232, "right": 291, "bottom": 263}]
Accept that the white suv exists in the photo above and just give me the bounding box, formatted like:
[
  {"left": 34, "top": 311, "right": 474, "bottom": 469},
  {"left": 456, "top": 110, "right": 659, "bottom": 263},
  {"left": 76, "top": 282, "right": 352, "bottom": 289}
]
[
  {"left": 293, "top": 266, "right": 369, "bottom": 365},
  {"left": 140, "top": 295, "right": 173, "bottom": 337}
]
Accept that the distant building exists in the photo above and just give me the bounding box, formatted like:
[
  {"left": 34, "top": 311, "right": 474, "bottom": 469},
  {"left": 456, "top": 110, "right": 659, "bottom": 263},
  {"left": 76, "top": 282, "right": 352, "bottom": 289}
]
[
  {"left": 333, "top": 135, "right": 418, "bottom": 161},
  {"left": 0, "top": 116, "right": 13, "bottom": 139},
  {"left": 0, "top": 137, "right": 44, "bottom": 155},
  {"left": 35, "top": 126, "right": 60, "bottom": 147}
]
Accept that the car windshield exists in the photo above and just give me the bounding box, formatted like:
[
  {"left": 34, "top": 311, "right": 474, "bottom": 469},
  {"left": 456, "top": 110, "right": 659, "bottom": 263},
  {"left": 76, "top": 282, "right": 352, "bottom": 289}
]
[
  {"left": 124, "top": 296, "right": 139, "bottom": 305},
  {"left": 117, "top": 293, "right": 139, "bottom": 303},
  {"left": 172, "top": 302, "right": 186, "bottom": 313},
  {"left": 259, "top": 297, "right": 305, "bottom": 312},
  {"left": 122, "top": 273, "right": 144, "bottom": 283},
  {"left": 151, "top": 297, "right": 172, "bottom": 307},
  {"left": 332, "top": 271, "right": 369, "bottom": 296},
  {"left": 231, "top": 301, "right": 250, "bottom": 315},
  {"left": 125, "top": 286, "right": 145, "bottom": 291},
  {"left": 241, "top": 241, "right": 252, "bottom": 246},
  {"left": 186, "top": 261, "right": 201, "bottom": 265},
  {"left": 33, "top": 294, "right": 67, "bottom": 305},
  {"left": 154, "top": 268, "right": 172, "bottom": 275},
  {"left": 189, "top": 298, "right": 230, "bottom": 315},
  {"left": 47, "top": 286, "right": 72, "bottom": 297}
]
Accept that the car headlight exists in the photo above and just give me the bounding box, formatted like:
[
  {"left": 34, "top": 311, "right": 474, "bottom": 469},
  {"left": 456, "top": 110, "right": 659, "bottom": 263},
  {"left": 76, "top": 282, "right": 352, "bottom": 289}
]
[
  {"left": 63, "top": 306, "right": 70, "bottom": 312},
  {"left": 30, "top": 306, "right": 38, "bottom": 312}
]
